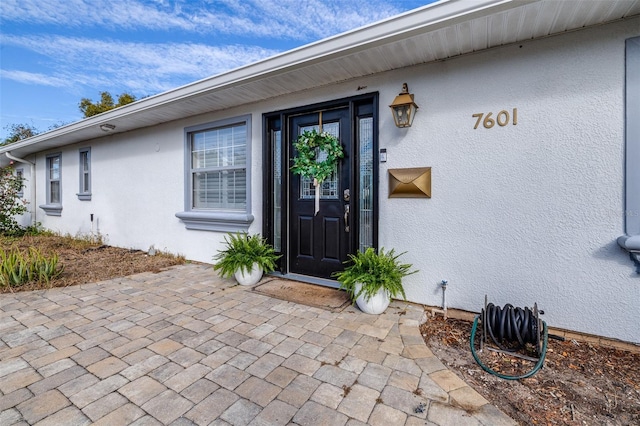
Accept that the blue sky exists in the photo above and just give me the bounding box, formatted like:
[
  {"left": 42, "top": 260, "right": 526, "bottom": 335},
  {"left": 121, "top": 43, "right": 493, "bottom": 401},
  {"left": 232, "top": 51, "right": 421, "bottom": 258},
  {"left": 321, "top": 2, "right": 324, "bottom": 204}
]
[{"left": 0, "top": 0, "right": 433, "bottom": 140}]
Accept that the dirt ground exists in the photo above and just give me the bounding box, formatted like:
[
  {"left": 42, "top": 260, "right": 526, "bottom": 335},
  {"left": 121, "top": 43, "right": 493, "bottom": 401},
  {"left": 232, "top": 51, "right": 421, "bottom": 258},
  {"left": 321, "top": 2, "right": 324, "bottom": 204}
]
[
  {"left": 0, "top": 233, "right": 186, "bottom": 293},
  {"left": 2, "top": 234, "right": 639, "bottom": 425},
  {"left": 420, "top": 316, "right": 640, "bottom": 426}
]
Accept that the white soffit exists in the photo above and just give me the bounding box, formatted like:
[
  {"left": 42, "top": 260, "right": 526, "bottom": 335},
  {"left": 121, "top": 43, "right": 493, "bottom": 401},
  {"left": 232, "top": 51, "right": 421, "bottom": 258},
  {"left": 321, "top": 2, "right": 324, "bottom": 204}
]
[{"left": 2, "top": 0, "right": 639, "bottom": 160}]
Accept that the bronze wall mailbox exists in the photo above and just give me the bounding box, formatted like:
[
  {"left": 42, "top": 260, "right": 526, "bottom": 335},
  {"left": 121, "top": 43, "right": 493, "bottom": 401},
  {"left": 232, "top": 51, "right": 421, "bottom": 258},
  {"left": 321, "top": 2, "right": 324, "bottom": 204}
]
[{"left": 388, "top": 167, "right": 431, "bottom": 198}]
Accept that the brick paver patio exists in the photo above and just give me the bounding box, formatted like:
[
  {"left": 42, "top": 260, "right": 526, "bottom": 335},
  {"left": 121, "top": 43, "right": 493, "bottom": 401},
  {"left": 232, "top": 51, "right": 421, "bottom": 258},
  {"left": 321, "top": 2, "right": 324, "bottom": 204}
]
[{"left": 0, "top": 264, "right": 515, "bottom": 425}]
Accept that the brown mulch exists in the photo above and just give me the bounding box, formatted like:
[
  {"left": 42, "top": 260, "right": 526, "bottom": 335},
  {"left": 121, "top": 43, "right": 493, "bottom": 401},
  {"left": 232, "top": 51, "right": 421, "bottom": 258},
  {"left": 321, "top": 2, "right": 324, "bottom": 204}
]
[
  {"left": 420, "top": 316, "right": 640, "bottom": 425},
  {"left": 0, "top": 234, "right": 186, "bottom": 293}
]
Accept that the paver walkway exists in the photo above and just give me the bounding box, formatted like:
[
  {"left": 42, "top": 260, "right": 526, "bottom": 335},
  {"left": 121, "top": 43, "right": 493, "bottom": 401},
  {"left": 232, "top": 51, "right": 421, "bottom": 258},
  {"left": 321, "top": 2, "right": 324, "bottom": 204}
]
[{"left": 0, "top": 264, "right": 515, "bottom": 425}]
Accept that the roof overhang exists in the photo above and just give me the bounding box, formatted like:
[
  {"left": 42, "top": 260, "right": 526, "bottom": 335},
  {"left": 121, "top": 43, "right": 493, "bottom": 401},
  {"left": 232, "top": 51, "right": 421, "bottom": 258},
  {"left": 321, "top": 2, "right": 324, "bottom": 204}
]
[{"left": 2, "top": 0, "right": 639, "bottom": 165}]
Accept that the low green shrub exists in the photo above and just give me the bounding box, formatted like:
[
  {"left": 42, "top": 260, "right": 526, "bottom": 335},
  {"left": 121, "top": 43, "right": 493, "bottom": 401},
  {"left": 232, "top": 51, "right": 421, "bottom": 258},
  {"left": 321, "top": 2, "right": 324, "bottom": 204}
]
[
  {"left": 0, "top": 247, "right": 64, "bottom": 287},
  {"left": 20, "top": 222, "right": 52, "bottom": 237}
]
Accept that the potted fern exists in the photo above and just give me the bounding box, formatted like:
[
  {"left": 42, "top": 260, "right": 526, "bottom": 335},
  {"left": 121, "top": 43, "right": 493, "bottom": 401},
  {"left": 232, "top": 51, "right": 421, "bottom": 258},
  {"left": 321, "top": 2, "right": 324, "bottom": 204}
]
[
  {"left": 213, "top": 232, "right": 280, "bottom": 286},
  {"left": 333, "top": 247, "right": 417, "bottom": 314}
]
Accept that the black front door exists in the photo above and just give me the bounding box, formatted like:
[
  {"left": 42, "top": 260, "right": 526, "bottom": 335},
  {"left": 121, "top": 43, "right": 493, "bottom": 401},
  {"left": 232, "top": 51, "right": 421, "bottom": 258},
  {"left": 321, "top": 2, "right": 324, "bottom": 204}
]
[{"left": 288, "top": 108, "right": 351, "bottom": 279}]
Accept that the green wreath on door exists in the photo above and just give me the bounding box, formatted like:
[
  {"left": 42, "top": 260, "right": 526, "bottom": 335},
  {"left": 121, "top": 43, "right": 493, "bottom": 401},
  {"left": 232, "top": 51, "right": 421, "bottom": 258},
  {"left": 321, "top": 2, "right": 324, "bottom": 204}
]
[{"left": 291, "top": 129, "right": 344, "bottom": 182}]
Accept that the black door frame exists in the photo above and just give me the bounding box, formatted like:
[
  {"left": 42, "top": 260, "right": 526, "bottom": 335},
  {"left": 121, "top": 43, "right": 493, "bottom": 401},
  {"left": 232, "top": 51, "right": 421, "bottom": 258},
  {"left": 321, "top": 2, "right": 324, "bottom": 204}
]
[{"left": 262, "top": 93, "right": 379, "bottom": 283}]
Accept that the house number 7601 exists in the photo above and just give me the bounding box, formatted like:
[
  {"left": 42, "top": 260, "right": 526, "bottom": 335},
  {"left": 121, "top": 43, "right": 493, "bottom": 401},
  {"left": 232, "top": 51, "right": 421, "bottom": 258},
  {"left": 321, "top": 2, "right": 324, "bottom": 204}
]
[{"left": 472, "top": 108, "right": 518, "bottom": 129}]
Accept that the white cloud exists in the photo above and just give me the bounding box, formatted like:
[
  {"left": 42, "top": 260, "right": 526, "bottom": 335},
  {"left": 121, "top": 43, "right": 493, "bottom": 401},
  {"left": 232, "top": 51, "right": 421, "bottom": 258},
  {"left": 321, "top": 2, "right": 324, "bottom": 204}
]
[
  {"left": 0, "top": 0, "right": 406, "bottom": 40},
  {"left": 0, "top": 70, "right": 69, "bottom": 87},
  {"left": 0, "top": 0, "right": 194, "bottom": 32},
  {"left": 2, "top": 35, "right": 279, "bottom": 94},
  {"left": 0, "top": 0, "right": 425, "bottom": 134}
]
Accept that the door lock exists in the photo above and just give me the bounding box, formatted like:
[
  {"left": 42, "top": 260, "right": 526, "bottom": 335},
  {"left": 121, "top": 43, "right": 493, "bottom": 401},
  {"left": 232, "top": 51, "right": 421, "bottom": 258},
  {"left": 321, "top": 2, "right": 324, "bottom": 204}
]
[{"left": 343, "top": 189, "right": 350, "bottom": 202}]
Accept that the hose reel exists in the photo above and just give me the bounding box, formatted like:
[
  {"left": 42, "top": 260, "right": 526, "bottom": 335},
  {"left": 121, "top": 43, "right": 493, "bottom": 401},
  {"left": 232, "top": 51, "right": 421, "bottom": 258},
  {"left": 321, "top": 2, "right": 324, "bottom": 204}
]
[{"left": 470, "top": 296, "right": 550, "bottom": 380}]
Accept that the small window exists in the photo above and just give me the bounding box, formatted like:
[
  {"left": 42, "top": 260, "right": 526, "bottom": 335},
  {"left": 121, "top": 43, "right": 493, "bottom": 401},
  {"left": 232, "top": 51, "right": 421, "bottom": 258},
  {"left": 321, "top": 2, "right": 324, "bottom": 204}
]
[
  {"left": 40, "top": 153, "right": 62, "bottom": 216},
  {"left": 48, "top": 155, "right": 61, "bottom": 204},
  {"left": 175, "top": 115, "right": 254, "bottom": 232},
  {"left": 15, "top": 168, "right": 24, "bottom": 197},
  {"left": 78, "top": 148, "right": 91, "bottom": 200}
]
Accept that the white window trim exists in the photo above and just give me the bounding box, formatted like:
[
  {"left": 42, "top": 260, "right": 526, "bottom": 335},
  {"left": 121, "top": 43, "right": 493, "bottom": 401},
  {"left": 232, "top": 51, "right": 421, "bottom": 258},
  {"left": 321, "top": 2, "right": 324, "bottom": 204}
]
[
  {"left": 77, "top": 147, "right": 91, "bottom": 201},
  {"left": 175, "top": 115, "right": 254, "bottom": 232},
  {"left": 39, "top": 152, "right": 62, "bottom": 216},
  {"left": 618, "top": 36, "right": 640, "bottom": 269}
]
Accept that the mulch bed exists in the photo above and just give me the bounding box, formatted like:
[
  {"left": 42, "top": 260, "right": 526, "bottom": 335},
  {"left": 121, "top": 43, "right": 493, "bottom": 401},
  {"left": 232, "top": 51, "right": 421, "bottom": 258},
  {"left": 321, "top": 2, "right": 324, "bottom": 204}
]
[
  {"left": 0, "top": 234, "right": 185, "bottom": 293},
  {"left": 420, "top": 316, "right": 640, "bottom": 425}
]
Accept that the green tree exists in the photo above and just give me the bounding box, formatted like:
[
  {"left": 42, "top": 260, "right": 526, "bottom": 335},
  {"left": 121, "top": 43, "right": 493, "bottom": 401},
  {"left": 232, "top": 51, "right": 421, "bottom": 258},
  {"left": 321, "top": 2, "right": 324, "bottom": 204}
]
[
  {"left": 0, "top": 166, "right": 27, "bottom": 235},
  {"left": 2, "top": 123, "right": 39, "bottom": 145},
  {"left": 79, "top": 91, "right": 137, "bottom": 118}
]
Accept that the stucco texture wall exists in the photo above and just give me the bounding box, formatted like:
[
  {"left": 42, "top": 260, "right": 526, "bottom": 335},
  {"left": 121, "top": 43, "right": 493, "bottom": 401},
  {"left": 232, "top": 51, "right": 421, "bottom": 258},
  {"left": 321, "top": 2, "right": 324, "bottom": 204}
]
[
  {"left": 376, "top": 19, "right": 639, "bottom": 343},
  {"left": 34, "top": 111, "right": 264, "bottom": 264},
  {"left": 31, "top": 17, "right": 639, "bottom": 343}
]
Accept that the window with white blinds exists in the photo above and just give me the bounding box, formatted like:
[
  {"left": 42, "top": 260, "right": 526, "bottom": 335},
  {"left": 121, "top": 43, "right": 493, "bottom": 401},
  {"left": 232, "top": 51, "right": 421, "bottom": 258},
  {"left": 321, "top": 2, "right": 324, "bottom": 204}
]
[
  {"left": 176, "top": 115, "right": 254, "bottom": 232},
  {"left": 191, "top": 123, "right": 247, "bottom": 211}
]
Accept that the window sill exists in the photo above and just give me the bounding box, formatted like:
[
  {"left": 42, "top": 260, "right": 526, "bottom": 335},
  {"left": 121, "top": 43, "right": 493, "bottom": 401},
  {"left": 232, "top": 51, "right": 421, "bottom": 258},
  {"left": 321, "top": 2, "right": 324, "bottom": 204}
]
[
  {"left": 175, "top": 211, "right": 254, "bottom": 232},
  {"left": 39, "top": 204, "right": 62, "bottom": 217},
  {"left": 77, "top": 193, "right": 92, "bottom": 201}
]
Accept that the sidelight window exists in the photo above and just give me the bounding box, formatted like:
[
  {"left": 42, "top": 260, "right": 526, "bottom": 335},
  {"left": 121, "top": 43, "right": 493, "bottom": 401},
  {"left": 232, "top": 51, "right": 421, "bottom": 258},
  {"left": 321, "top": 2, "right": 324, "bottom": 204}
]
[{"left": 358, "top": 116, "right": 374, "bottom": 252}]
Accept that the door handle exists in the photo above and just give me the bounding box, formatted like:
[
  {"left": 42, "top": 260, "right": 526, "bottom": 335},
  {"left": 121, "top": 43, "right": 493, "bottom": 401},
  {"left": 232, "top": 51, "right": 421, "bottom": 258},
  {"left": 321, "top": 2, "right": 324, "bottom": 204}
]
[{"left": 344, "top": 204, "right": 350, "bottom": 233}]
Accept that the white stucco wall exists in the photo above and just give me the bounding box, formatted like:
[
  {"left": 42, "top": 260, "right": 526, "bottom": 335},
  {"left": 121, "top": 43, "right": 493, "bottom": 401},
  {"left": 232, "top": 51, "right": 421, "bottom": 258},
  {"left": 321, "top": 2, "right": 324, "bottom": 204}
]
[
  {"left": 375, "top": 18, "right": 639, "bottom": 343},
  {"left": 31, "top": 17, "right": 639, "bottom": 343}
]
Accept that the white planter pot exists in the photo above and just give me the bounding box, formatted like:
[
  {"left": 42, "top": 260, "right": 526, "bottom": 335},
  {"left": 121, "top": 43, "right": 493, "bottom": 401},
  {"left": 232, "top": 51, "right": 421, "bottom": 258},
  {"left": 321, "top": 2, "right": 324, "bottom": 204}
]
[
  {"left": 354, "top": 282, "right": 391, "bottom": 314},
  {"left": 234, "top": 263, "right": 263, "bottom": 286}
]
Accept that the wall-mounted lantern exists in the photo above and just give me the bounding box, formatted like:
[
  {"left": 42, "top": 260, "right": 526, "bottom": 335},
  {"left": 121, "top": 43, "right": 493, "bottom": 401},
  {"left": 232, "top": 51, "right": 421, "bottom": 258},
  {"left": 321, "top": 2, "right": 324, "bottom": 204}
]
[{"left": 389, "top": 83, "right": 419, "bottom": 128}]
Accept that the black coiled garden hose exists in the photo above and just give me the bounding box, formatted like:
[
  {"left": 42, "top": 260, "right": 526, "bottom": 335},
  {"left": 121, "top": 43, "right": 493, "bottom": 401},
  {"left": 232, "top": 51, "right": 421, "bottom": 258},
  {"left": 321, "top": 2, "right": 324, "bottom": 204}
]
[
  {"left": 484, "top": 303, "right": 539, "bottom": 351},
  {"left": 470, "top": 303, "right": 549, "bottom": 380}
]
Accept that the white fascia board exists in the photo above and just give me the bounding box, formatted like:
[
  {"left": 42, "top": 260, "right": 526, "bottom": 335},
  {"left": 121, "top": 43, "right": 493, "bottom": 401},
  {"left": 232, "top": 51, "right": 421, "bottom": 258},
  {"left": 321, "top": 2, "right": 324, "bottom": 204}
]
[{"left": 0, "top": 0, "right": 532, "bottom": 158}]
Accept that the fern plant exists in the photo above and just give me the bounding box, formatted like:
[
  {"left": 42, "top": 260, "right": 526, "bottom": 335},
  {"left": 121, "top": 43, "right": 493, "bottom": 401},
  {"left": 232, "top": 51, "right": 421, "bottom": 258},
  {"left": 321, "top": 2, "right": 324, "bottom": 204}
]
[
  {"left": 333, "top": 247, "right": 417, "bottom": 302},
  {"left": 0, "top": 247, "right": 64, "bottom": 287},
  {"left": 213, "top": 232, "right": 280, "bottom": 278}
]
